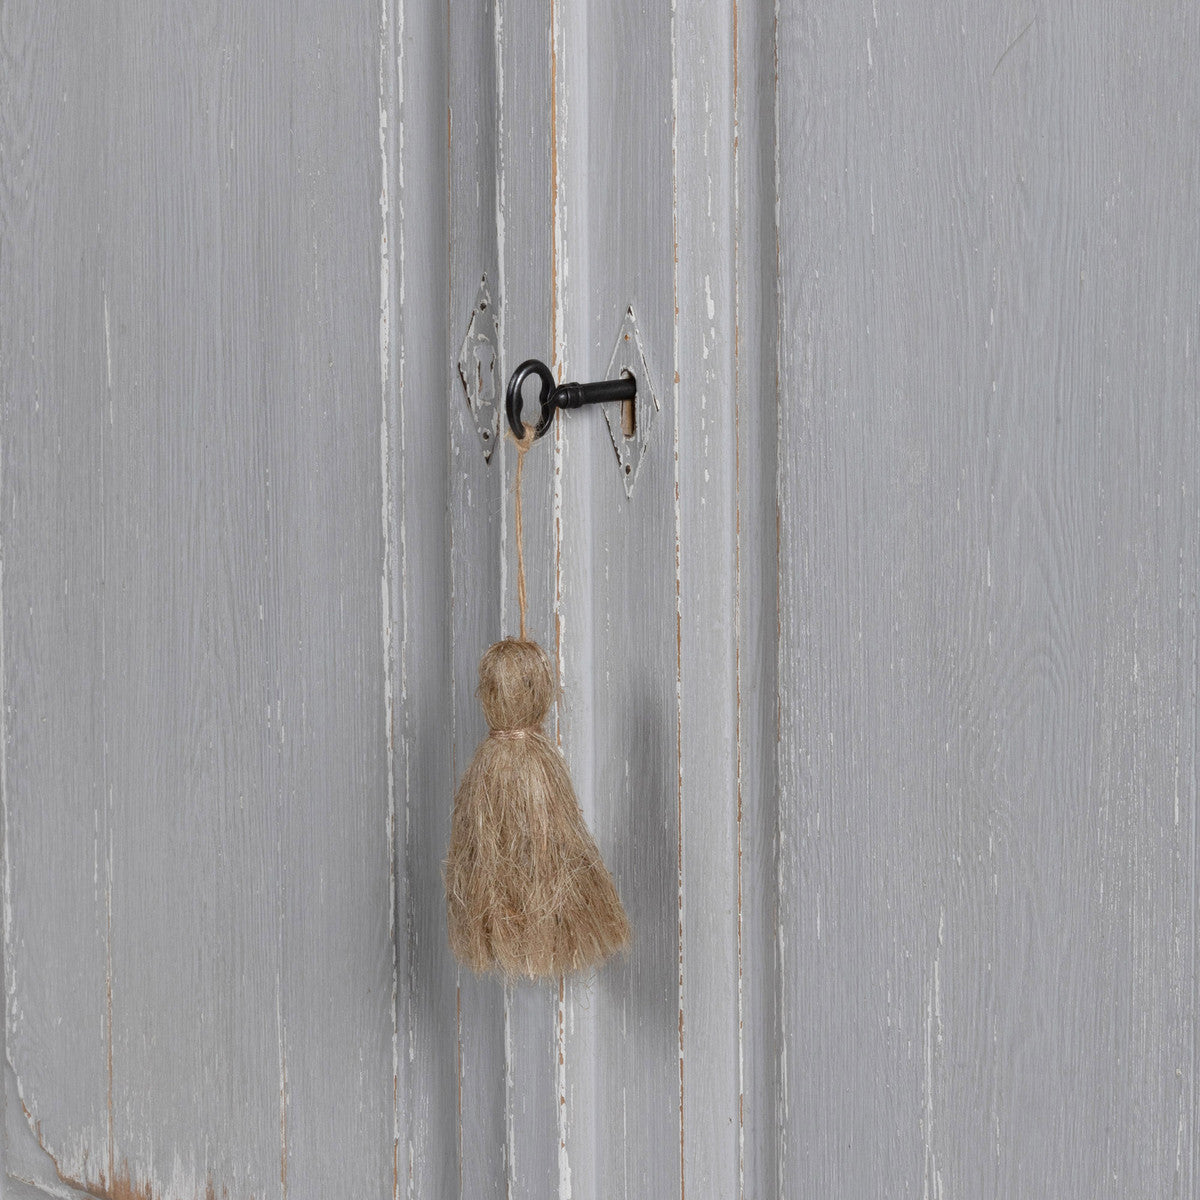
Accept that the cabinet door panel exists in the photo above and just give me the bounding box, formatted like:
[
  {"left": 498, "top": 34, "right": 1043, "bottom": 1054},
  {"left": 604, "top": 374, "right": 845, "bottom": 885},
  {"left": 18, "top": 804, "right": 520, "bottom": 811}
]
[
  {"left": 1, "top": 4, "right": 394, "bottom": 1197},
  {"left": 775, "top": 6, "right": 1200, "bottom": 1196}
]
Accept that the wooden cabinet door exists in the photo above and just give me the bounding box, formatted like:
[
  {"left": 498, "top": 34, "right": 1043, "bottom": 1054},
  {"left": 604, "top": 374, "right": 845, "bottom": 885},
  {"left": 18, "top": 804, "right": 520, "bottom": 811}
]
[{"left": 2, "top": 3, "right": 1196, "bottom": 1199}]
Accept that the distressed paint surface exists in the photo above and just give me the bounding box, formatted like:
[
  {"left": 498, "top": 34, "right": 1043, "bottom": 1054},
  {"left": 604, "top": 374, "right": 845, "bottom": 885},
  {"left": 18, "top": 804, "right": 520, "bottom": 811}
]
[
  {"left": 392, "top": 0, "right": 457, "bottom": 1196},
  {"left": 601, "top": 308, "right": 658, "bottom": 498},
  {"left": 674, "top": 5, "right": 740, "bottom": 1198},
  {"left": 775, "top": 4, "right": 1200, "bottom": 1197},
  {"left": 1, "top": 3, "right": 394, "bottom": 1198},
  {"left": 491, "top": 7, "right": 559, "bottom": 1200},
  {"left": 733, "top": 1, "right": 780, "bottom": 1197},
  {"left": 557, "top": 2, "right": 681, "bottom": 1197},
  {"left": 444, "top": 0, "right": 506, "bottom": 1192},
  {"left": 455, "top": 277, "right": 502, "bottom": 462},
  {"left": 2, "top": 2, "right": 1197, "bottom": 1200}
]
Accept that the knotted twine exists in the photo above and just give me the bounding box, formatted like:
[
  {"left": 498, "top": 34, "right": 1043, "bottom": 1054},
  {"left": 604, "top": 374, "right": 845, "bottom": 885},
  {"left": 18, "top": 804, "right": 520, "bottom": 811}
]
[{"left": 444, "top": 419, "right": 630, "bottom": 979}]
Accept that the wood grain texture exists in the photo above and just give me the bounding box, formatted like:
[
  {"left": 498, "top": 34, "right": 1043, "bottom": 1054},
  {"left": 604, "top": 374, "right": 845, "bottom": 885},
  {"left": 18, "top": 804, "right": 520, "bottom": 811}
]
[
  {"left": 494, "top": 4, "right": 559, "bottom": 1199},
  {"left": 394, "top": 0, "right": 458, "bottom": 1197},
  {"left": 775, "top": 4, "right": 1200, "bottom": 1196},
  {"left": 674, "top": 2, "right": 740, "bottom": 1197},
  {"left": 733, "top": 0, "right": 780, "bottom": 1196},
  {"left": 551, "top": 10, "right": 602, "bottom": 1196},
  {"left": 0, "top": 2, "right": 111, "bottom": 1187},
  {"left": 445, "top": 0, "right": 506, "bottom": 1188},
  {"left": 2, "top": 2, "right": 394, "bottom": 1197},
  {"left": 557, "top": 3, "right": 681, "bottom": 1198},
  {"left": 4, "top": 0, "right": 1197, "bottom": 1197}
]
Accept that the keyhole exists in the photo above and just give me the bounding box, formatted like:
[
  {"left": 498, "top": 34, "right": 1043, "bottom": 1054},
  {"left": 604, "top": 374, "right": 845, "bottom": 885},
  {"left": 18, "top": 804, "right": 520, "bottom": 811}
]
[
  {"left": 620, "top": 371, "right": 636, "bottom": 439},
  {"left": 517, "top": 372, "right": 545, "bottom": 434},
  {"left": 473, "top": 342, "right": 495, "bottom": 404}
]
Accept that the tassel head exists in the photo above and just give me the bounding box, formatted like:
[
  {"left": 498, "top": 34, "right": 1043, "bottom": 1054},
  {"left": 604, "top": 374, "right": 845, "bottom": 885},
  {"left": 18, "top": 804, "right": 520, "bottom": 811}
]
[{"left": 476, "top": 637, "right": 554, "bottom": 731}]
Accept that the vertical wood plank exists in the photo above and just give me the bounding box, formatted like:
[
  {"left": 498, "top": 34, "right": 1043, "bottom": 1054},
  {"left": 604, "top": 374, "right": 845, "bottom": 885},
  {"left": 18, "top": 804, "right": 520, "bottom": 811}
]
[
  {"left": 775, "top": 3, "right": 1199, "bottom": 1196},
  {"left": 446, "top": 0, "right": 505, "bottom": 1195},
  {"left": 674, "top": 2, "right": 740, "bottom": 1198},
  {"left": 265, "top": 5, "right": 395, "bottom": 1193},
  {"left": 556, "top": 3, "right": 680, "bottom": 1198},
  {"left": 379, "top": 3, "right": 403, "bottom": 1196},
  {"left": 2, "top": 2, "right": 395, "bottom": 1196},
  {"left": 552, "top": 6, "right": 599, "bottom": 1195},
  {"left": 494, "top": 2, "right": 560, "bottom": 1199},
  {"left": 396, "top": 0, "right": 458, "bottom": 1195},
  {"left": 733, "top": 0, "right": 780, "bottom": 1194},
  {"left": 1, "top": 4, "right": 112, "bottom": 1184}
]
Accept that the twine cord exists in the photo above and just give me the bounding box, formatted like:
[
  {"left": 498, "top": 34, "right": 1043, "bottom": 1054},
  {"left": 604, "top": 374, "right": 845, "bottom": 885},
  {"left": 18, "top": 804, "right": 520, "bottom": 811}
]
[{"left": 512, "top": 422, "right": 536, "bottom": 640}]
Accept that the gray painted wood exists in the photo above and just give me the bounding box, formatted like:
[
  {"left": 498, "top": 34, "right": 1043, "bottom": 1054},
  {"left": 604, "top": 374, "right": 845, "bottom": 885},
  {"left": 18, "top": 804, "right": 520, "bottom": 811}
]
[
  {"left": 493, "top": 7, "right": 559, "bottom": 1200},
  {"left": 445, "top": 0, "right": 506, "bottom": 1192},
  {"left": 393, "top": 2, "right": 457, "bottom": 1198},
  {"left": 675, "top": 4, "right": 740, "bottom": 1197},
  {"left": 558, "top": 2, "right": 681, "bottom": 1197},
  {"left": 2, "top": 0, "right": 1197, "bottom": 1198},
  {"left": 445, "top": 2, "right": 560, "bottom": 1197},
  {"left": 734, "top": 2, "right": 781, "bottom": 1198},
  {"left": 775, "top": 4, "right": 1200, "bottom": 1197},
  {"left": 2, "top": 3, "right": 393, "bottom": 1197}
]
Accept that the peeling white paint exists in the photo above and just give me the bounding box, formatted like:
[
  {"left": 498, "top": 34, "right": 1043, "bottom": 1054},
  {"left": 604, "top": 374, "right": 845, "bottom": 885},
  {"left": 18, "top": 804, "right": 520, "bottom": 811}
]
[
  {"left": 557, "top": 989, "right": 571, "bottom": 1200},
  {"left": 102, "top": 289, "right": 113, "bottom": 404},
  {"left": 378, "top": 8, "right": 402, "bottom": 1200}
]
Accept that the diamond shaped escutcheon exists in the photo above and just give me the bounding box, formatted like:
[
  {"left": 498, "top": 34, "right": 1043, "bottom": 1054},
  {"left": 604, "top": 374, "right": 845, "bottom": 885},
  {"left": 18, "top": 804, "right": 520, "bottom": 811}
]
[
  {"left": 456, "top": 277, "right": 500, "bottom": 460},
  {"left": 603, "top": 307, "right": 658, "bottom": 497}
]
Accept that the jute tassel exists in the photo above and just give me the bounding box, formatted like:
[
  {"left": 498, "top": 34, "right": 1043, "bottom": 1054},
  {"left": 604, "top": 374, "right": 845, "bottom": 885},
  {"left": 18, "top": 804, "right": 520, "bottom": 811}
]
[{"left": 445, "top": 426, "right": 630, "bottom": 979}]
